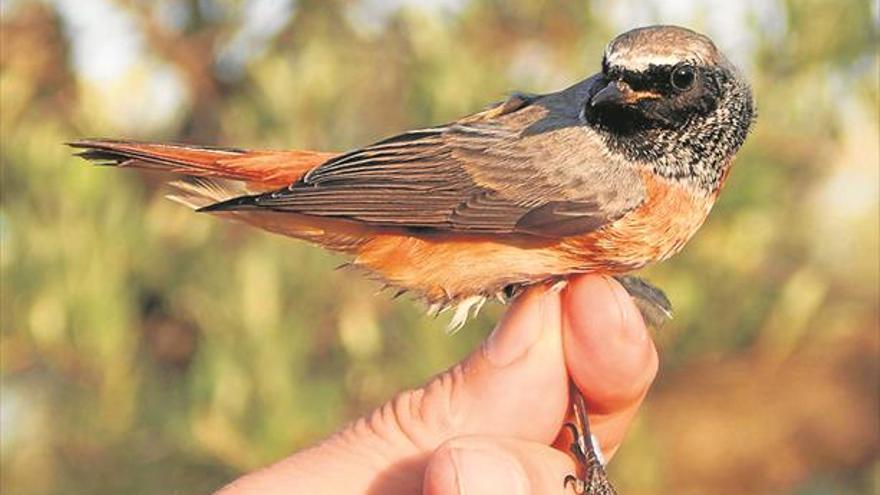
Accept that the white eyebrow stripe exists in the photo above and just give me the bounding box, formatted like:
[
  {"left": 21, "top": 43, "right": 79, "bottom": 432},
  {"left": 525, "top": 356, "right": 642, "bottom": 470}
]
[{"left": 606, "top": 53, "right": 685, "bottom": 71}]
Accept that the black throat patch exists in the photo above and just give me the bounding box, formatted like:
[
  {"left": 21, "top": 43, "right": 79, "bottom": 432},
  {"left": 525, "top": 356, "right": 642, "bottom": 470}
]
[{"left": 586, "top": 66, "right": 754, "bottom": 193}]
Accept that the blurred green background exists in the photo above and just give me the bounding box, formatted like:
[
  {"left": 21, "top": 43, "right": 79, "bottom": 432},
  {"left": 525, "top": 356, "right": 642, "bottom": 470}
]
[{"left": 1, "top": 0, "right": 877, "bottom": 494}]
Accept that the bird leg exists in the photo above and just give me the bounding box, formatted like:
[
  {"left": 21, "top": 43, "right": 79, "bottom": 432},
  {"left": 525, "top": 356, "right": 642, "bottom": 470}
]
[
  {"left": 613, "top": 275, "right": 673, "bottom": 329},
  {"left": 563, "top": 380, "right": 617, "bottom": 494},
  {"left": 563, "top": 276, "right": 670, "bottom": 493}
]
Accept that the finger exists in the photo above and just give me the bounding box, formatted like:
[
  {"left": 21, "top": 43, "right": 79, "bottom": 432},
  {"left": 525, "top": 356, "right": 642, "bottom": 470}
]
[
  {"left": 423, "top": 435, "right": 579, "bottom": 495},
  {"left": 561, "top": 274, "right": 659, "bottom": 457},
  {"left": 422, "top": 282, "right": 569, "bottom": 443}
]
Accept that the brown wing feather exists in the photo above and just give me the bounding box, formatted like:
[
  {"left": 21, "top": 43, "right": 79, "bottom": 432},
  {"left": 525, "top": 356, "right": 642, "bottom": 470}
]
[{"left": 202, "top": 84, "right": 647, "bottom": 238}]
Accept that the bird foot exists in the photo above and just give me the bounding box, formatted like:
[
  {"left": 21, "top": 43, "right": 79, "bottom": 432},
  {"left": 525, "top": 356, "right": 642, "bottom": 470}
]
[
  {"left": 563, "top": 424, "right": 616, "bottom": 494},
  {"left": 565, "top": 382, "right": 618, "bottom": 494},
  {"left": 613, "top": 275, "right": 673, "bottom": 329}
]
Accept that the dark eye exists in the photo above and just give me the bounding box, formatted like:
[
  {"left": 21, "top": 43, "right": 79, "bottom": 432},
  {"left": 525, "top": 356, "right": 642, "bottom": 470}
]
[{"left": 670, "top": 64, "right": 695, "bottom": 91}]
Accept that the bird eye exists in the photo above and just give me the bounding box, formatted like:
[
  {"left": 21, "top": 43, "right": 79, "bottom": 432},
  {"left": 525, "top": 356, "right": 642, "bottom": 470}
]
[{"left": 670, "top": 64, "right": 695, "bottom": 91}]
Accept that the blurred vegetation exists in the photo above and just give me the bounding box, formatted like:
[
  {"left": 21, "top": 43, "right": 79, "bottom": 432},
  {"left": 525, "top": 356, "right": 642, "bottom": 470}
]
[{"left": 1, "top": 1, "right": 877, "bottom": 494}]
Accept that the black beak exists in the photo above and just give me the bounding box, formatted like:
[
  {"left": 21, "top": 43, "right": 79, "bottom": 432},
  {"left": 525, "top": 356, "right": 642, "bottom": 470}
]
[{"left": 590, "top": 81, "right": 628, "bottom": 108}]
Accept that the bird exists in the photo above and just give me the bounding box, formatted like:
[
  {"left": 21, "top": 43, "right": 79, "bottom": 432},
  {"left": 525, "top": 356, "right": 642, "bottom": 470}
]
[{"left": 70, "top": 25, "right": 754, "bottom": 494}]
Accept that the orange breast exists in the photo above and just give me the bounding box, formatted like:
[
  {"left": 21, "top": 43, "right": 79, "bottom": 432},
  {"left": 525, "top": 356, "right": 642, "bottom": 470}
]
[{"left": 564, "top": 170, "right": 717, "bottom": 272}]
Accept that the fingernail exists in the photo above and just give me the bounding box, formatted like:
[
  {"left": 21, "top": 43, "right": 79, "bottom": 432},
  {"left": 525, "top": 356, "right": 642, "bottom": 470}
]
[
  {"left": 485, "top": 288, "right": 558, "bottom": 367},
  {"left": 605, "top": 277, "right": 648, "bottom": 343},
  {"left": 452, "top": 447, "right": 527, "bottom": 495}
]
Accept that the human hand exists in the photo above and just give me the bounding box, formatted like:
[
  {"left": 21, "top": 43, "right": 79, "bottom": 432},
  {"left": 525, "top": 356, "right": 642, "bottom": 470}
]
[{"left": 216, "top": 274, "right": 658, "bottom": 494}]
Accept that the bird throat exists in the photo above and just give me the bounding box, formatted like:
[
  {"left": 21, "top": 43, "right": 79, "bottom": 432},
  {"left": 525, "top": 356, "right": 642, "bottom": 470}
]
[{"left": 603, "top": 83, "right": 754, "bottom": 194}]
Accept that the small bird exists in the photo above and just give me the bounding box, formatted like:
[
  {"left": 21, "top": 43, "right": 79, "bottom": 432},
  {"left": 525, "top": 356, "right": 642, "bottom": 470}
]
[{"left": 71, "top": 25, "right": 754, "bottom": 493}]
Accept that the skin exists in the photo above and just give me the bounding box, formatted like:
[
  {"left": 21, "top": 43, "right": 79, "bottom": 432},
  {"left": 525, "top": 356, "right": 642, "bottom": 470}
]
[{"left": 215, "top": 274, "right": 658, "bottom": 495}]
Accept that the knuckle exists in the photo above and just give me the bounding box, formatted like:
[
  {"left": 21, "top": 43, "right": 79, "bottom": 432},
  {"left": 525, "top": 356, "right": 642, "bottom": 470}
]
[{"left": 357, "top": 363, "right": 469, "bottom": 452}]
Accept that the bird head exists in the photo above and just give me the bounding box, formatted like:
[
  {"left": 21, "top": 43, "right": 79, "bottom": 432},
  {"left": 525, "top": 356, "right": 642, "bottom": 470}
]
[{"left": 584, "top": 25, "right": 755, "bottom": 191}]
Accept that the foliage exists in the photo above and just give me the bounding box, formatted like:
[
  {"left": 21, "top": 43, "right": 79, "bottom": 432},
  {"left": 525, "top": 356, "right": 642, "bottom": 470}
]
[{"left": 1, "top": 1, "right": 877, "bottom": 493}]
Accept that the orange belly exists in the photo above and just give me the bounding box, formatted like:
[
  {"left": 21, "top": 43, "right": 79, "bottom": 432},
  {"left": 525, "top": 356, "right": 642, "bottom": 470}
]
[{"left": 353, "top": 233, "right": 571, "bottom": 302}]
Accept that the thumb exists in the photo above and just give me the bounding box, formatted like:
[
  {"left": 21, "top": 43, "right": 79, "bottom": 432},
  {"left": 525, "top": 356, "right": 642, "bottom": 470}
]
[{"left": 423, "top": 435, "right": 577, "bottom": 495}]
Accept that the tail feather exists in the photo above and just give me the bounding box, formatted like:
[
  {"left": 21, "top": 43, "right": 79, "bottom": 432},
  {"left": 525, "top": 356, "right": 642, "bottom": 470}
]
[
  {"left": 69, "top": 139, "right": 339, "bottom": 200},
  {"left": 70, "top": 138, "right": 372, "bottom": 254},
  {"left": 166, "top": 177, "right": 250, "bottom": 210}
]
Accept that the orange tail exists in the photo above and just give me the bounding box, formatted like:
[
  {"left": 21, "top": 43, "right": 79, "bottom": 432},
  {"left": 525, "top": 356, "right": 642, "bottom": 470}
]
[
  {"left": 69, "top": 139, "right": 339, "bottom": 205},
  {"left": 69, "top": 138, "right": 384, "bottom": 253}
]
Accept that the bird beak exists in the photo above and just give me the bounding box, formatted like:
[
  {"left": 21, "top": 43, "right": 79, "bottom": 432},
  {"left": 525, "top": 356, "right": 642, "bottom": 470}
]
[{"left": 591, "top": 80, "right": 659, "bottom": 108}]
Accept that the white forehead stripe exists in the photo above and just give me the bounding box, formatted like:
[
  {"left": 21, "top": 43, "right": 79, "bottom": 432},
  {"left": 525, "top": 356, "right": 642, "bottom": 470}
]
[{"left": 605, "top": 49, "right": 694, "bottom": 71}]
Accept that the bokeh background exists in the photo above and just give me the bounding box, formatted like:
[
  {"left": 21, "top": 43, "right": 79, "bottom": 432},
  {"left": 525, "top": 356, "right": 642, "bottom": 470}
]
[{"left": 1, "top": 0, "right": 878, "bottom": 494}]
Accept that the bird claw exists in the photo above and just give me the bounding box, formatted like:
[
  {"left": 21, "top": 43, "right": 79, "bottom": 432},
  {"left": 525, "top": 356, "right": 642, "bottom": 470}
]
[
  {"left": 563, "top": 420, "right": 616, "bottom": 494},
  {"left": 564, "top": 474, "right": 585, "bottom": 493},
  {"left": 614, "top": 275, "right": 673, "bottom": 329},
  {"left": 564, "top": 383, "right": 618, "bottom": 494}
]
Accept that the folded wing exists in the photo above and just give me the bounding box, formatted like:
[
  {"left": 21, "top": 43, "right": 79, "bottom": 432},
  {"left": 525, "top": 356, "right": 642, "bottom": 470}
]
[{"left": 204, "top": 94, "right": 646, "bottom": 238}]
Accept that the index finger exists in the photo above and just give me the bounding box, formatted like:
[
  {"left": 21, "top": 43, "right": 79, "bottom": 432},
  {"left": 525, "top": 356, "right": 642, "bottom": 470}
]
[{"left": 560, "top": 274, "right": 659, "bottom": 456}]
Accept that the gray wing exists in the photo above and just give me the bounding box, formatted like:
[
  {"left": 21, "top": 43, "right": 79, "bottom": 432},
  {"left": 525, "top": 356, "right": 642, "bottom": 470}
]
[{"left": 206, "top": 85, "right": 646, "bottom": 238}]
